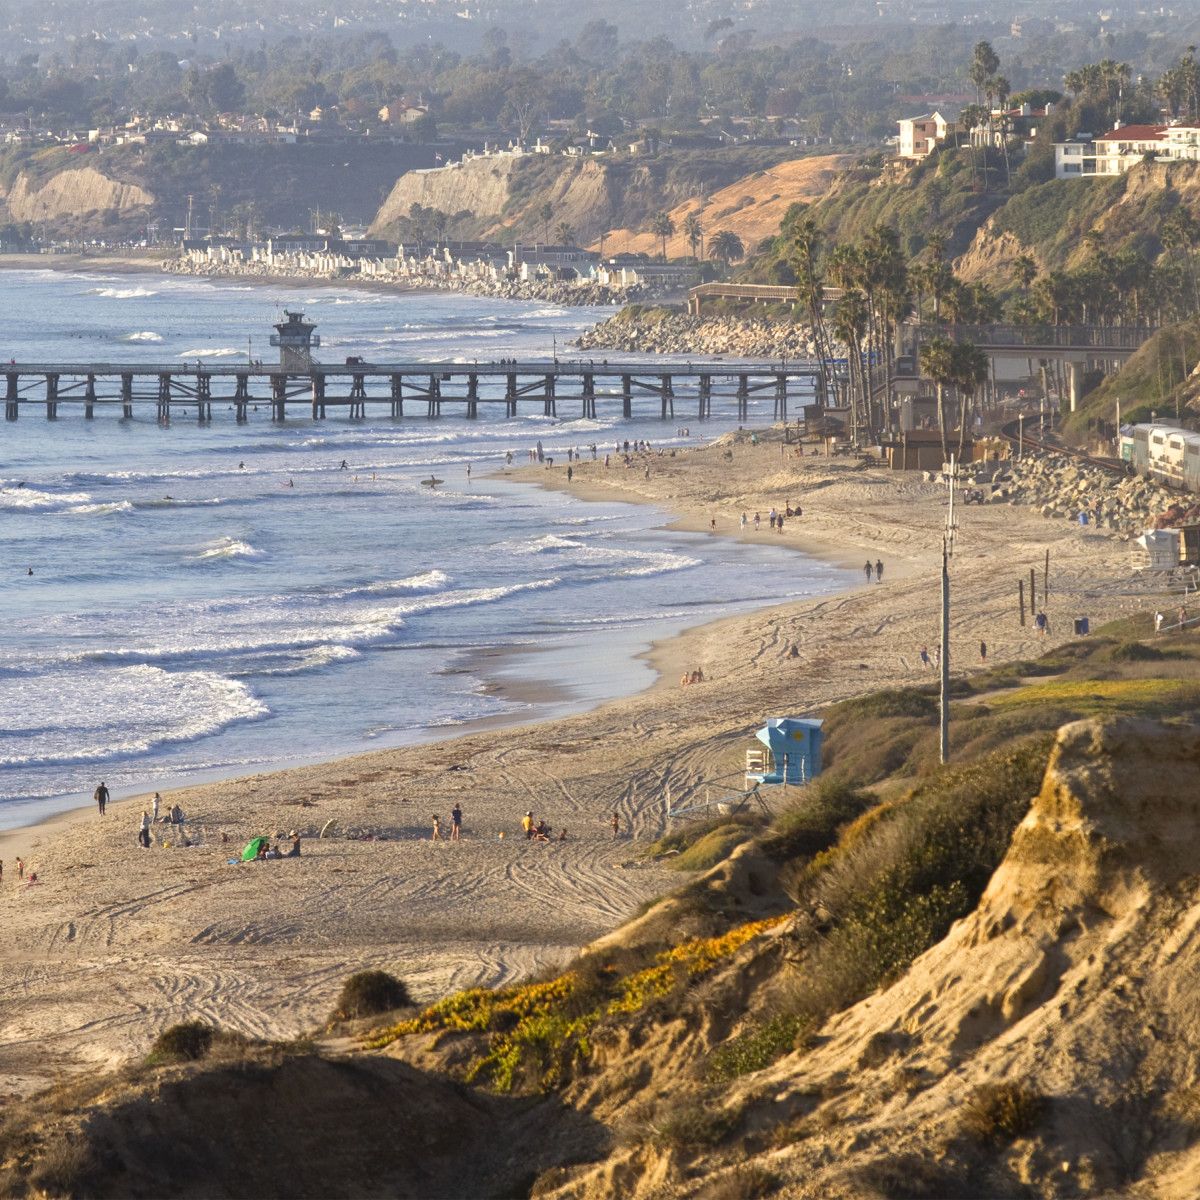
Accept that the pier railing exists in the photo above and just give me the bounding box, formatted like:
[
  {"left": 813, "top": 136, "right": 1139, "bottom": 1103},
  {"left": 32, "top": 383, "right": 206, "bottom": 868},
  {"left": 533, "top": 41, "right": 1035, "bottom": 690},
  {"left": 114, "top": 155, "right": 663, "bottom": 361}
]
[{"left": 0, "top": 359, "right": 826, "bottom": 424}]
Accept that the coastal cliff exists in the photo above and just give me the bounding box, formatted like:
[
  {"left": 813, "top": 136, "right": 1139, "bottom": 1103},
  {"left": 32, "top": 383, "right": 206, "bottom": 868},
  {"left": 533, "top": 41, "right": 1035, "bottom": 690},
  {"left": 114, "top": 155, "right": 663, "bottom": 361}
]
[{"left": 1, "top": 166, "right": 154, "bottom": 225}]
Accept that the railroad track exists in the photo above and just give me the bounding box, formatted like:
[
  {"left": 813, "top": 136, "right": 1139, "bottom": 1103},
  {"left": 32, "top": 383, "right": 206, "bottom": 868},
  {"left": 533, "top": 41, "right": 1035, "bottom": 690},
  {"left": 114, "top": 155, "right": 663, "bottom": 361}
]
[{"left": 999, "top": 417, "right": 1127, "bottom": 475}]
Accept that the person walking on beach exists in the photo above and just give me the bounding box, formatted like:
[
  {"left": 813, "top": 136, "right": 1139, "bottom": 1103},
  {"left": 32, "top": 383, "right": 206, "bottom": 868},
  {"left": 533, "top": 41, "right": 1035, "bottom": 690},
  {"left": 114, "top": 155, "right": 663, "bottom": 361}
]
[
  {"left": 451, "top": 803, "right": 462, "bottom": 842},
  {"left": 740, "top": 512, "right": 747, "bottom": 531},
  {"left": 980, "top": 640, "right": 988, "bottom": 663},
  {"left": 1155, "top": 610, "right": 1165, "bottom": 634},
  {"left": 611, "top": 812, "right": 620, "bottom": 838},
  {"left": 864, "top": 560, "right": 873, "bottom": 583},
  {"left": 567, "top": 465, "right": 573, "bottom": 483},
  {"left": 1035, "top": 610, "right": 1048, "bottom": 636},
  {"left": 16, "top": 857, "right": 23, "bottom": 880},
  {"left": 152, "top": 792, "right": 161, "bottom": 824},
  {"left": 138, "top": 810, "right": 151, "bottom": 848},
  {"left": 753, "top": 512, "right": 760, "bottom": 531},
  {"left": 0, "top": 859, "right": 4, "bottom": 882},
  {"left": 919, "top": 645, "right": 930, "bottom": 669},
  {"left": 710, "top": 516, "right": 717, "bottom": 532},
  {"left": 94, "top": 780, "right": 109, "bottom": 816},
  {"left": 431, "top": 814, "right": 443, "bottom": 841},
  {"left": 875, "top": 559, "right": 884, "bottom": 582}
]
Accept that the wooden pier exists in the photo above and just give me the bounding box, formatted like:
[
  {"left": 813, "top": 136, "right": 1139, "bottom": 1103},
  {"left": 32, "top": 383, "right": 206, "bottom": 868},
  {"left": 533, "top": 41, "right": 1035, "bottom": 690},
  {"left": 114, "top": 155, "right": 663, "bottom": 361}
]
[{"left": 0, "top": 361, "right": 823, "bottom": 423}]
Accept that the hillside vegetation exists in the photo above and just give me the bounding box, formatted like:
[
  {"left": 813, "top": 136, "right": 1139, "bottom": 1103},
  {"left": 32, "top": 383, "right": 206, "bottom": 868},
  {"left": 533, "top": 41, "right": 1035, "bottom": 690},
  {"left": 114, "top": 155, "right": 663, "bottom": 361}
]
[{"left": 8, "top": 616, "right": 1200, "bottom": 1197}]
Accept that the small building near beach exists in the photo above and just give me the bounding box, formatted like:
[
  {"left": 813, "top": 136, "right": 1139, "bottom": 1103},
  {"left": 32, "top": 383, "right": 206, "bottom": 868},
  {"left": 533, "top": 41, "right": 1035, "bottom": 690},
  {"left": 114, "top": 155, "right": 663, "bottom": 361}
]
[{"left": 745, "top": 718, "right": 823, "bottom": 786}]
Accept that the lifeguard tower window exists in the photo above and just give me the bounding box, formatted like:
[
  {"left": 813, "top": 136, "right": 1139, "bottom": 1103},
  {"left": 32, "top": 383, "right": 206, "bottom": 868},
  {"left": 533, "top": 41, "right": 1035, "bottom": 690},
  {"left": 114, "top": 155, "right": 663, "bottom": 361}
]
[{"left": 745, "top": 718, "right": 823, "bottom": 787}]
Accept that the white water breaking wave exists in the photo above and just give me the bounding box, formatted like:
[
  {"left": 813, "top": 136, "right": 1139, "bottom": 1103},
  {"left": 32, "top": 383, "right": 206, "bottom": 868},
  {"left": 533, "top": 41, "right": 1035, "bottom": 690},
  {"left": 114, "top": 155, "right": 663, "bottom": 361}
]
[
  {"left": 0, "top": 485, "right": 94, "bottom": 512},
  {"left": 0, "top": 665, "right": 267, "bottom": 768},
  {"left": 122, "top": 331, "right": 163, "bottom": 343},
  {"left": 89, "top": 286, "right": 158, "bottom": 299},
  {"left": 66, "top": 500, "right": 134, "bottom": 516},
  {"left": 505, "top": 533, "right": 700, "bottom": 579},
  {"left": 178, "top": 347, "right": 243, "bottom": 359},
  {"left": 196, "top": 537, "right": 265, "bottom": 560}
]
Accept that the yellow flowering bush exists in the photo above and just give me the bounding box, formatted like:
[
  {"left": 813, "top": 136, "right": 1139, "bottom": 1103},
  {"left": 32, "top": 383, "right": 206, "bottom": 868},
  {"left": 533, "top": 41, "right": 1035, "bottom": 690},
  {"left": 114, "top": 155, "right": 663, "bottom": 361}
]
[{"left": 363, "top": 914, "right": 787, "bottom": 1091}]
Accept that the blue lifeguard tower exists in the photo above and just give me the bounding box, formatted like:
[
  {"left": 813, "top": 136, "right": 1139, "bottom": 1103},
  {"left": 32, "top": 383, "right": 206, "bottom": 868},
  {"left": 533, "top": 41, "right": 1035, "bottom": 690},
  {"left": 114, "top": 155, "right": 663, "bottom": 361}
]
[{"left": 745, "top": 718, "right": 823, "bottom": 786}]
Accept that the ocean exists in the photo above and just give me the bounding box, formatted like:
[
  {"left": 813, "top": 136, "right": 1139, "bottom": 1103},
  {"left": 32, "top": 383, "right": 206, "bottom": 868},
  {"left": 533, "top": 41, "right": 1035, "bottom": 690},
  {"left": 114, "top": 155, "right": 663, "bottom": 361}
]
[{"left": 0, "top": 269, "right": 851, "bottom": 828}]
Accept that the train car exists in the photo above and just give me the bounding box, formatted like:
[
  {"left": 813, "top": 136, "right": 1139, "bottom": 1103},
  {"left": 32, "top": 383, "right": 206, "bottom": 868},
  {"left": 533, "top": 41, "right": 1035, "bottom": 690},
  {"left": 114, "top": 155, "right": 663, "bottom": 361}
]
[
  {"left": 1120, "top": 423, "right": 1154, "bottom": 475},
  {"left": 1122, "top": 422, "right": 1200, "bottom": 492}
]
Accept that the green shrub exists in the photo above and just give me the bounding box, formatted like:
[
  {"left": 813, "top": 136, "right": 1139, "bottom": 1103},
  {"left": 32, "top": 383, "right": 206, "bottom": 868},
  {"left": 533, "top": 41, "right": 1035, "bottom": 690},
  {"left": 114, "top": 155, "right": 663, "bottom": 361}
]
[
  {"left": 962, "top": 1081, "right": 1046, "bottom": 1143},
  {"left": 646, "top": 813, "right": 760, "bottom": 860},
  {"left": 764, "top": 775, "right": 873, "bottom": 863},
  {"left": 707, "top": 1014, "right": 809, "bottom": 1082},
  {"left": 673, "top": 824, "right": 754, "bottom": 871},
  {"left": 1107, "top": 640, "right": 1166, "bottom": 663},
  {"left": 332, "top": 970, "right": 411, "bottom": 1021},
  {"left": 149, "top": 1021, "right": 214, "bottom": 1063},
  {"left": 653, "top": 1101, "right": 738, "bottom": 1149}
]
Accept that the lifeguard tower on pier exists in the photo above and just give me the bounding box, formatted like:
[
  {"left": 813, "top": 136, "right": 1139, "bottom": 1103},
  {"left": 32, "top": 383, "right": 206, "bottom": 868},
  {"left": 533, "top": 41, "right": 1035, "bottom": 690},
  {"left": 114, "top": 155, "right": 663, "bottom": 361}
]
[{"left": 270, "top": 310, "right": 320, "bottom": 370}]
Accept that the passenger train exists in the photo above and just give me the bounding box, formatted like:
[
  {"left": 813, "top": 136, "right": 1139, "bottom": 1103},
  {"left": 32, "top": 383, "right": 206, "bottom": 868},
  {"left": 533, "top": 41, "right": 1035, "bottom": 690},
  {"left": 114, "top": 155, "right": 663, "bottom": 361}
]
[{"left": 1121, "top": 423, "right": 1200, "bottom": 492}]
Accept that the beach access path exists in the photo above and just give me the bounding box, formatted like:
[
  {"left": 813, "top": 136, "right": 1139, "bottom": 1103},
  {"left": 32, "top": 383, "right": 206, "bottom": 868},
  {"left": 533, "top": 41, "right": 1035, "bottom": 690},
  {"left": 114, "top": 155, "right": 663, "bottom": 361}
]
[{"left": 0, "top": 430, "right": 1149, "bottom": 1095}]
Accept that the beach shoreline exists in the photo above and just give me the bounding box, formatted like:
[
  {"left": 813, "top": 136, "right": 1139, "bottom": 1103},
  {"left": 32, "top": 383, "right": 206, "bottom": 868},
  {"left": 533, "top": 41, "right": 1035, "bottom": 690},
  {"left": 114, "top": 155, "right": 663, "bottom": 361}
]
[{"left": 0, "top": 428, "right": 1154, "bottom": 1097}]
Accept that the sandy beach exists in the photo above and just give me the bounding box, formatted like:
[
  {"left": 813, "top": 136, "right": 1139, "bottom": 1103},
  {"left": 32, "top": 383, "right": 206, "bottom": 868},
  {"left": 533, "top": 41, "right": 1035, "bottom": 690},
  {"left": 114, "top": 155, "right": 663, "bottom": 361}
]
[{"left": 0, "top": 430, "right": 1153, "bottom": 1097}]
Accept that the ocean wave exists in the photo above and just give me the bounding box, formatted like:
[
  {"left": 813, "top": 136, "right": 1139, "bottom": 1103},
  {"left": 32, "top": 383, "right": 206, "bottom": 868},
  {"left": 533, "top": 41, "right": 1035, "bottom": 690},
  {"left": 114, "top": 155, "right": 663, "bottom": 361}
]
[
  {"left": 196, "top": 537, "right": 264, "bottom": 560},
  {"left": 177, "top": 347, "right": 244, "bottom": 359},
  {"left": 0, "top": 485, "right": 94, "bottom": 511},
  {"left": 253, "top": 644, "right": 362, "bottom": 675},
  {"left": 89, "top": 286, "right": 158, "bottom": 299},
  {"left": 121, "top": 331, "right": 164, "bottom": 343},
  {"left": 0, "top": 665, "right": 267, "bottom": 768},
  {"left": 65, "top": 500, "right": 134, "bottom": 516}
]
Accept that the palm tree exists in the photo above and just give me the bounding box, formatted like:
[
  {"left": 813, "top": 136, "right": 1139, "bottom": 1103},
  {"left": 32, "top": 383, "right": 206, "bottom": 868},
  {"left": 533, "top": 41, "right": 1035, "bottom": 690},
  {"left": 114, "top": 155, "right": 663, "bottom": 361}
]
[
  {"left": 539, "top": 202, "right": 553, "bottom": 243},
  {"left": 554, "top": 220, "right": 575, "bottom": 246},
  {"left": 952, "top": 341, "right": 989, "bottom": 459},
  {"left": 790, "top": 213, "right": 836, "bottom": 382},
  {"left": 681, "top": 211, "right": 703, "bottom": 259},
  {"left": 709, "top": 230, "right": 744, "bottom": 265},
  {"left": 1012, "top": 254, "right": 1037, "bottom": 290},
  {"left": 920, "top": 335, "right": 957, "bottom": 463},
  {"left": 831, "top": 291, "right": 869, "bottom": 443},
  {"left": 649, "top": 212, "right": 675, "bottom": 262}
]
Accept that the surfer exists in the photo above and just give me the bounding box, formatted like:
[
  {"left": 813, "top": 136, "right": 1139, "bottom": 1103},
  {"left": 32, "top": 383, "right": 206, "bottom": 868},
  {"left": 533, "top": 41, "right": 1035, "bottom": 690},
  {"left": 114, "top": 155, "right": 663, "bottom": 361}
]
[{"left": 340, "top": 460, "right": 348, "bottom": 470}]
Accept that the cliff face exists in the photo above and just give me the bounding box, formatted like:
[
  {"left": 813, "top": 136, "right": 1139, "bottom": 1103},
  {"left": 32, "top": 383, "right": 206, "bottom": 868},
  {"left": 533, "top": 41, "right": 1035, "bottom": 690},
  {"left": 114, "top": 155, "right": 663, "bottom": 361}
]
[
  {"left": 370, "top": 154, "right": 620, "bottom": 245},
  {"left": 3, "top": 167, "right": 154, "bottom": 223}
]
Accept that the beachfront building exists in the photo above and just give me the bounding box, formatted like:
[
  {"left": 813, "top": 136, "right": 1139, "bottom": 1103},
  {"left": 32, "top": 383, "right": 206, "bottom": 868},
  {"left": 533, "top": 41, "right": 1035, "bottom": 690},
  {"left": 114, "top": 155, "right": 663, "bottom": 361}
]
[
  {"left": 1049, "top": 122, "right": 1200, "bottom": 178},
  {"left": 897, "top": 112, "right": 958, "bottom": 161}
]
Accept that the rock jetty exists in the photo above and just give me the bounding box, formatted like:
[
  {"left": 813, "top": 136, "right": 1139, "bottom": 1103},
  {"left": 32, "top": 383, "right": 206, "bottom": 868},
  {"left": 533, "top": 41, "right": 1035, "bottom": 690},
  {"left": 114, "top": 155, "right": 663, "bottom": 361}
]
[
  {"left": 980, "top": 453, "right": 1177, "bottom": 536},
  {"left": 165, "top": 257, "right": 643, "bottom": 308},
  {"left": 576, "top": 307, "right": 816, "bottom": 357}
]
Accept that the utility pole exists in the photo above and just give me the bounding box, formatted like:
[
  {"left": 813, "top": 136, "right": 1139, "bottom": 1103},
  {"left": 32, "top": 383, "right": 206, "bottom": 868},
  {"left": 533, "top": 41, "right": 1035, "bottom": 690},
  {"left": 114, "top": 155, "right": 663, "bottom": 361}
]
[
  {"left": 940, "top": 454, "right": 957, "bottom": 765},
  {"left": 940, "top": 535, "right": 950, "bottom": 764},
  {"left": 184, "top": 194, "right": 194, "bottom": 241}
]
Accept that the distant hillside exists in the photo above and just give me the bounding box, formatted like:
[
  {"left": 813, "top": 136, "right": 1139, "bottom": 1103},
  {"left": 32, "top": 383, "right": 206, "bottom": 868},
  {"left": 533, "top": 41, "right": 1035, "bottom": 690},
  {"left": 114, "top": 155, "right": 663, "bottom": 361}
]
[
  {"left": 595, "top": 154, "right": 852, "bottom": 257},
  {"left": 0, "top": 142, "right": 441, "bottom": 237},
  {"left": 368, "top": 147, "right": 807, "bottom": 248}
]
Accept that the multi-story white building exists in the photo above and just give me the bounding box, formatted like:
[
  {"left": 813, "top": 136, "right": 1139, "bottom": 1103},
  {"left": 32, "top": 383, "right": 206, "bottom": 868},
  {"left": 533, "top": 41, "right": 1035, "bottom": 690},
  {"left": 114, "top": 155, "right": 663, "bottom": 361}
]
[{"left": 1052, "top": 122, "right": 1198, "bottom": 178}]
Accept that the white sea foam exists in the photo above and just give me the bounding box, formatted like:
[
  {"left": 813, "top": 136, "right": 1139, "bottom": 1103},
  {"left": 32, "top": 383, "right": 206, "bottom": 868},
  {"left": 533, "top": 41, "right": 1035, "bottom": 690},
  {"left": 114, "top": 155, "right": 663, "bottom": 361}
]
[
  {"left": 0, "top": 665, "right": 267, "bottom": 768},
  {"left": 0, "top": 486, "right": 94, "bottom": 511},
  {"left": 196, "top": 537, "right": 264, "bottom": 560},
  {"left": 178, "top": 347, "right": 243, "bottom": 359},
  {"left": 122, "top": 331, "right": 164, "bottom": 342},
  {"left": 65, "top": 501, "right": 134, "bottom": 516},
  {"left": 90, "top": 286, "right": 159, "bottom": 299}
]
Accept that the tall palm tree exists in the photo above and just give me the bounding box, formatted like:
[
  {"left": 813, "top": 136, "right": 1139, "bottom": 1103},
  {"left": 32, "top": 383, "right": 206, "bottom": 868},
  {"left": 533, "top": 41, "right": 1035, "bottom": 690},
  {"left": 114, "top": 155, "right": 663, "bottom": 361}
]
[
  {"left": 920, "top": 334, "right": 957, "bottom": 463},
  {"left": 554, "top": 220, "right": 575, "bottom": 246},
  {"left": 831, "top": 290, "right": 869, "bottom": 442},
  {"left": 649, "top": 212, "right": 675, "bottom": 262},
  {"left": 952, "top": 341, "right": 989, "bottom": 459},
  {"left": 681, "top": 211, "right": 703, "bottom": 259},
  {"left": 1012, "top": 254, "right": 1037, "bottom": 290},
  {"left": 539, "top": 202, "right": 553, "bottom": 243},
  {"left": 790, "top": 213, "right": 835, "bottom": 374}
]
